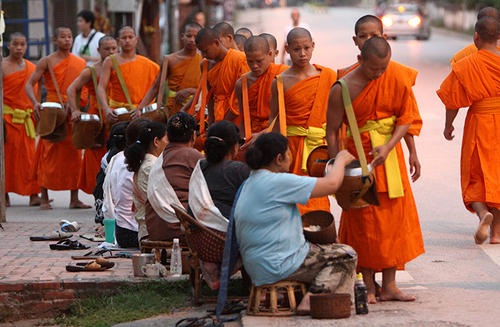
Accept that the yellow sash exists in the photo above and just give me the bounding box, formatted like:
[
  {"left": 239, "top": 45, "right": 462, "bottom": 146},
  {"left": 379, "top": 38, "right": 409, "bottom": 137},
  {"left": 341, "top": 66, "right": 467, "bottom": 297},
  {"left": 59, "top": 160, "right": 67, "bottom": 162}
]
[
  {"left": 166, "top": 89, "right": 193, "bottom": 107},
  {"left": 4, "top": 104, "right": 36, "bottom": 139},
  {"left": 287, "top": 123, "right": 326, "bottom": 172},
  {"left": 108, "top": 98, "right": 138, "bottom": 110},
  {"left": 348, "top": 116, "right": 404, "bottom": 199}
]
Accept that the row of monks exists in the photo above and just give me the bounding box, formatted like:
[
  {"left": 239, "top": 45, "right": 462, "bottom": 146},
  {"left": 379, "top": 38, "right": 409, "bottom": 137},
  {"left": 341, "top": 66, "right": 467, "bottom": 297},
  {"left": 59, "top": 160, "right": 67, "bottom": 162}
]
[{"left": 3, "top": 7, "right": 500, "bottom": 302}]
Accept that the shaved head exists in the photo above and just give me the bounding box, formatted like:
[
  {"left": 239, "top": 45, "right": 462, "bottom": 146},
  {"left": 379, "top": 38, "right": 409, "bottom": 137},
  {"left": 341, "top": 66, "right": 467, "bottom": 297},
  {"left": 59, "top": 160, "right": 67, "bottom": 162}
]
[
  {"left": 475, "top": 16, "right": 499, "bottom": 43},
  {"left": 477, "top": 6, "right": 499, "bottom": 20},
  {"left": 184, "top": 22, "right": 202, "bottom": 33},
  {"left": 259, "top": 33, "right": 277, "bottom": 50},
  {"left": 213, "top": 22, "right": 234, "bottom": 37},
  {"left": 118, "top": 26, "right": 135, "bottom": 37},
  {"left": 98, "top": 35, "right": 116, "bottom": 47},
  {"left": 236, "top": 27, "right": 253, "bottom": 39},
  {"left": 195, "top": 27, "right": 218, "bottom": 45},
  {"left": 244, "top": 35, "right": 270, "bottom": 53},
  {"left": 234, "top": 34, "right": 246, "bottom": 50},
  {"left": 355, "top": 15, "right": 383, "bottom": 35},
  {"left": 9, "top": 32, "right": 26, "bottom": 43},
  {"left": 286, "top": 27, "right": 312, "bottom": 45},
  {"left": 361, "top": 36, "right": 391, "bottom": 60},
  {"left": 54, "top": 27, "right": 71, "bottom": 38}
]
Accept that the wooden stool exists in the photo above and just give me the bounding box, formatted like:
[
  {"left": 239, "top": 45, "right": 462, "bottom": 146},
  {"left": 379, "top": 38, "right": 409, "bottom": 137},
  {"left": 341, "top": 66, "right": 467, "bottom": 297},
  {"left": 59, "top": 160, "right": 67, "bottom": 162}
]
[{"left": 247, "top": 281, "right": 307, "bottom": 316}]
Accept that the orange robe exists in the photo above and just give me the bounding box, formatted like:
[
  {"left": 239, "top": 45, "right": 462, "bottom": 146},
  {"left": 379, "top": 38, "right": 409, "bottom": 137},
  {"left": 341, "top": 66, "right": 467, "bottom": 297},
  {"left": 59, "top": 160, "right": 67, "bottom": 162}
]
[
  {"left": 78, "top": 71, "right": 108, "bottom": 194},
  {"left": 337, "top": 61, "right": 422, "bottom": 136},
  {"left": 166, "top": 54, "right": 202, "bottom": 114},
  {"left": 207, "top": 49, "right": 249, "bottom": 122},
  {"left": 109, "top": 55, "right": 159, "bottom": 108},
  {"left": 4, "top": 60, "right": 40, "bottom": 195},
  {"left": 338, "top": 61, "right": 425, "bottom": 270},
  {"left": 242, "top": 63, "right": 288, "bottom": 133},
  {"left": 437, "top": 49, "right": 500, "bottom": 211},
  {"left": 450, "top": 43, "right": 500, "bottom": 64},
  {"left": 283, "top": 64, "right": 336, "bottom": 214},
  {"left": 35, "top": 54, "right": 86, "bottom": 190}
]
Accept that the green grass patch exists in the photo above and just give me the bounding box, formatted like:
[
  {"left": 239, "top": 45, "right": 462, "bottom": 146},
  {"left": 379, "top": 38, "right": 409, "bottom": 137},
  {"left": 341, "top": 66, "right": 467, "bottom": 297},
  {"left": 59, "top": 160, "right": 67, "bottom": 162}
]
[{"left": 46, "top": 280, "right": 191, "bottom": 327}]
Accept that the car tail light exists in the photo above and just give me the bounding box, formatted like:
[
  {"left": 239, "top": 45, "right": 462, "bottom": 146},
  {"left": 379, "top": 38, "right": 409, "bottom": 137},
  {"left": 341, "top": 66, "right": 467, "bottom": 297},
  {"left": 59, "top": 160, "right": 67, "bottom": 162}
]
[
  {"left": 408, "top": 16, "right": 421, "bottom": 27},
  {"left": 382, "top": 16, "right": 393, "bottom": 27}
]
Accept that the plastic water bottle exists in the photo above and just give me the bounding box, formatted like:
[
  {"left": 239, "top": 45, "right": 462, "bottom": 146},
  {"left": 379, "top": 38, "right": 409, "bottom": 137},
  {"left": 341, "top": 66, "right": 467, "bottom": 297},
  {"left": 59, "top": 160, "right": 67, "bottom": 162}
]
[
  {"left": 354, "top": 273, "right": 369, "bottom": 314},
  {"left": 170, "top": 238, "right": 182, "bottom": 277}
]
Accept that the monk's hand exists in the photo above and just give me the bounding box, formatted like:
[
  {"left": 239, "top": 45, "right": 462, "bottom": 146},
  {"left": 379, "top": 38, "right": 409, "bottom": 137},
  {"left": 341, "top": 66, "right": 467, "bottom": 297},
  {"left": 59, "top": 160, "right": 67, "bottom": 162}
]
[
  {"left": 336, "top": 150, "right": 355, "bottom": 166},
  {"left": 409, "top": 152, "right": 421, "bottom": 182},
  {"left": 105, "top": 109, "right": 118, "bottom": 124},
  {"left": 175, "top": 89, "right": 194, "bottom": 105},
  {"left": 33, "top": 102, "right": 42, "bottom": 121},
  {"left": 130, "top": 109, "right": 142, "bottom": 120},
  {"left": 71, "top": 110, "right": 82, "bottom": 122},
  {"left": 370, "top": 144, "right": 391, "bottom": 167},
  {"left": 443, "top": 124, "right": 455, "bottom": 141},
  {"left": 240, "top": 131, "right": 263, "bottom": 150}
]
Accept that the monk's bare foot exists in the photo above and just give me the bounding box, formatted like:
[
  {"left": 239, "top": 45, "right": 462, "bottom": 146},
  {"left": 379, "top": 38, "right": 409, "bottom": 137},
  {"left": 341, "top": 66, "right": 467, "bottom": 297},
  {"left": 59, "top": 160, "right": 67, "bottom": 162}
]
[
  {"left": 374, "top": 279, "right": 382, "bottom": 298},
  {"left": 40, "top": 202, "right": 53, "bottom": 210},
  {"left": 29, "top": 194, "right": 42, "bottom": 206},
  {"left": 296, "top": 292, "right": 311, "bottom": 315},
  {"left": 474, "top": 212, "right": 493, "bottom": 244},
  {"left": 367, "top": 292, "right": 377, "bottom": 304},
  {"left": 69, "top": 200, "right": 91, "bottom": 209},
  {"left": 380, "top": 286, "right": 416, "bottom": 302}
]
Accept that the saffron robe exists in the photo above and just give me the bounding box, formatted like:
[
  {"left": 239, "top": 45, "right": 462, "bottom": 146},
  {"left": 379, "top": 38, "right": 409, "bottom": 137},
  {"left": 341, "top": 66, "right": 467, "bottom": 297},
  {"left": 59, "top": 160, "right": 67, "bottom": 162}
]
[
  {"left": 35, "top": 54, "right": 86, "bottom": 190},
  {"left": 166, "top": 53, "right": 202, "bottom": 114},
  {"left": 337, "top": 61, "right": 422, "bottom": 136},
  {"left": 241, "top": 63, "right": 288, "bottom": 133},
  {"left": 4, "top": 59, "right": 40, "bottom": 195},
  {"left": 283, "top": 64, "right": 336, "bottom": 214},
  {"left": 437, "top": 49, "right": 500, "bottom": 211},
  {"left": 338, "top": 61, "right": 425, "bottom": 270},
  {"left": 450, "top": 43, "right": 500, "bottom": 64},
  {"left": 78, "top": 70, "right": 108, "bottom": 194},
  {"left": 207, "top": 49, "right": 249, "bottom": 122},
  {"left": 109, "top": 55, "right": 159, "bottom": 108}
]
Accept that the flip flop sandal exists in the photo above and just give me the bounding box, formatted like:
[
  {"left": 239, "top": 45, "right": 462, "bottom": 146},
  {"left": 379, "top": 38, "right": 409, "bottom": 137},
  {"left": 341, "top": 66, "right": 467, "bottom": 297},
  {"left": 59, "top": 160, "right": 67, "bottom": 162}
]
[
  {"left": 79, "top": 234, "right": 106, "bottom": 242},
  {"left": 49, "top": 239, "right": 90, "bottom": 250},
  {"left": 60, "top": 220, "right": 81, "bottom": 232},
  {"left": 175, "top": 315, "right": 221, "bottom": 327},
  {"left": 30, "top": 231, "right": 73, "bottom": 241},
  {"left": 207, "top": 302, "right": 246, "bottom": 315},
  {"left": 65, "top": 260, "right": 115, "bottom": 272},
  {"left": 71, "top": 249, "right": 114, "bottom": 260}
]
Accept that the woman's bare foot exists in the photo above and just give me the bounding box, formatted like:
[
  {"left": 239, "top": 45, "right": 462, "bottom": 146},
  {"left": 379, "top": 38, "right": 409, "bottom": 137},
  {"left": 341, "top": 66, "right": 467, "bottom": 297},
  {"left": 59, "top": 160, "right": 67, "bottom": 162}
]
[
  {"left": 29, "top": 194, "right": 42, "bottom": 206},
  {"left": 380, "top": 285, "right": 416, "bottom": 302},
  {"left": 475, "top": 211, "right": 493, "bottom": 244},
  {"left": 69, "top": 200, "right": 91, "bottom": 209},
  {"left": 296, "top": 292, "right": 311, "bottom": 315}
]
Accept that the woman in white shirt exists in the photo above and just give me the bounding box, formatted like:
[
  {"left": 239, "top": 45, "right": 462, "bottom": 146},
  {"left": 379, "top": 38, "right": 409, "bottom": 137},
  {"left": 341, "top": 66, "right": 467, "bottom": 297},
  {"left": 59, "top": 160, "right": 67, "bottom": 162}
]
[{"left": 124, "top": 122, "right": 168, "bottom": 243}]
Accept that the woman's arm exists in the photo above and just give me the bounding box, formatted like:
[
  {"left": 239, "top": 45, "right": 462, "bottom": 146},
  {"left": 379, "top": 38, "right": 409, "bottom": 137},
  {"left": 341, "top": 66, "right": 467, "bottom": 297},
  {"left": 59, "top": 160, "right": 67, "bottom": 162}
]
[{"left": 310, "top": 150, "right": 354, "bottom": 198}]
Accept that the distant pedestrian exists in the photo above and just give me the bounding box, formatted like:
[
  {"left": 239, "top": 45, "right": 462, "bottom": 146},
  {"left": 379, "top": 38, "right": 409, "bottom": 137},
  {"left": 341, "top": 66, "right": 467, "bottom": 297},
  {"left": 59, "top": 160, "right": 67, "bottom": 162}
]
[
  {"left": 72, "top": 10, "right": 105, "bottom": 66},
  {"left": 280, "top": 9, "right": 310, "bottom": 65}
]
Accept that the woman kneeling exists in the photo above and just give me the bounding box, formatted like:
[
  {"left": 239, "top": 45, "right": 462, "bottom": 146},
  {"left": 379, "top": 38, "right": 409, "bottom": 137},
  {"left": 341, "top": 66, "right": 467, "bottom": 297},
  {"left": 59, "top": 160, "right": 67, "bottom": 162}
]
[{"left": 235, "top": 133, "right": 358, "bottom": 314}]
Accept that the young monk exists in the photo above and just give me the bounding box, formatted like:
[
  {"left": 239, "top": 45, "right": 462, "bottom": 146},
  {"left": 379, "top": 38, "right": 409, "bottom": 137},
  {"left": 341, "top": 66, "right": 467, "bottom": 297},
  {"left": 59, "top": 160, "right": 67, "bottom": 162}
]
[
  {"left": 25, "top": 27, "right": 89, "bottom": 209},
  {"left": 338, "top": 15, "right": 422, "bottom": 182},
  {"left": 326, "top": 37, "right": 424, "bottom": 303},
  {"left": 3, "top": 33, "right": 40, "bottom": 207},
  {"left": 233, "top": 36, "right": 287, "bottom": 140},
  {"left": 181, "top": 27, "right": 249, "bottom": 125},
  {"left": 234, "top": 34, "right": 246, "bottom": 51},
  {"left": 67, "top": 36, "right": 118, "bottom": 195},
  {"left": 97, "top": 26, "right": 159, "bottom": 124},
  {"left": 213, "top": 22, "right": 238, "bottom": 50},
  {"left": 235, "top": 27, "right": 253, "bottom": 39},
  {"left": 269, "top": 27, "right": 336, "bottom": 214},
  {"left": 137, "top": 23, "right": 202, "bottom": 115},
  {"left": 437, "top": 17, "right": 500, "bottom": 244},
  {"left": 450, "top": 7, "right": 499, "bottom": 64},
  {"left": 259, "top": 33, "right": 280, "bottom": 63}
]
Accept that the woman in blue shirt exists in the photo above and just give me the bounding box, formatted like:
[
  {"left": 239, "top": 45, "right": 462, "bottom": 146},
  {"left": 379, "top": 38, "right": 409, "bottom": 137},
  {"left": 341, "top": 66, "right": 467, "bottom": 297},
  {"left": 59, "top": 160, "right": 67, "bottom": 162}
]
[{"left": 235, "top": 132, "right": 358, "bottom": 314}]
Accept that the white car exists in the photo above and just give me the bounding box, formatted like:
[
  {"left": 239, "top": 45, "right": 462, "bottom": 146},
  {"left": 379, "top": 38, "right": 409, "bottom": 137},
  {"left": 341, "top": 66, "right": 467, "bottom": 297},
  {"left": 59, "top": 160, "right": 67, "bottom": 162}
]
[{"left": 381, "top": 3, "right": 431, "bottom": 40}]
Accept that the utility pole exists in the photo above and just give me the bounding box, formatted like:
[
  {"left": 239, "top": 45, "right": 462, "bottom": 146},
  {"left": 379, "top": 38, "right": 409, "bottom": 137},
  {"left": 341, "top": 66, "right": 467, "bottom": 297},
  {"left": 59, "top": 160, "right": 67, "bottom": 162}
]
[
  {"left": 168, "top": 0, "right": 179, "bottom": 52},
  {"left": 0, "top": 0, "right": 5, "bottom": 224}
]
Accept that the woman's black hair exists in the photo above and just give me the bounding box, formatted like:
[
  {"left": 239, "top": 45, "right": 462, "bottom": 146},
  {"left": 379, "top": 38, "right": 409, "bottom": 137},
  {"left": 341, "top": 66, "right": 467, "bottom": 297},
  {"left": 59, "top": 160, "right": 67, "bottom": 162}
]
[
  {"left": 124, "top": 121, "right": 167, "bottom": 173},
  {"left": 245, "top": 132, "right": 289, "bottom": 170},
  {"left": 204, "top": 120, "right": 240, "bottom": 164},
  {"left": 106, "top": 121, "right": 129, "bottom": 151},
  {"left": 167, "top": 112, "right": 196, "bottom": 143}
]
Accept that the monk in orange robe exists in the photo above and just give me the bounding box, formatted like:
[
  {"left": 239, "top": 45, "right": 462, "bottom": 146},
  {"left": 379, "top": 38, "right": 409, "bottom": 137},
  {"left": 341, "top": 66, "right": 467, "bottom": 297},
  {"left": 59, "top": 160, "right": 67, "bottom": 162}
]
[
  {"left": 213, "top": 22, "right": 238, "bottom": 50},
  {"left": 259, "top": 33, "right": 280, "bottom": 63},
  {"left": 3, "top": 33, "right": 40, "bottom": 206},
  {"left": 269, "top": 28, "right": 336, "bottom": 214},
  {"left": 233, "top": 35, "right": 287, "bottom": 140},
  {"left": 437, "top": 17, "right": 500, "bottom": 244},
  {"left": 182, "top": 27, "right": 249, "bottom": 126},
  {"left": 97, "top": 26, "right": 159, "bottom": 123},
  {"left": 338, "top": 15, "right": 422, "bottom": 182},
  {"left": 327, "top": 37, "right": 424, "bottom": 303},
  {"left": 138, "top": 23, "right": 202, "bottom": 115},
  {"left": 450, "top": 7, "right": 499, "bottom": 64},
  {"left": 67, "top": 36, "right": 118, "bottom": 195},
  {"left": 26, "top": 27, "right": 89, "bottom": 209}
]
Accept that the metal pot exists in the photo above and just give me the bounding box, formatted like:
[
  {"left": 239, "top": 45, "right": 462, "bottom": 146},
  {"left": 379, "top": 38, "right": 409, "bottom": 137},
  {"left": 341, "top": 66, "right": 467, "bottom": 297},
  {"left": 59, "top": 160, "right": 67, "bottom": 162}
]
[{"left": 132, "top": 253, "right": 155, "bottom": 277}]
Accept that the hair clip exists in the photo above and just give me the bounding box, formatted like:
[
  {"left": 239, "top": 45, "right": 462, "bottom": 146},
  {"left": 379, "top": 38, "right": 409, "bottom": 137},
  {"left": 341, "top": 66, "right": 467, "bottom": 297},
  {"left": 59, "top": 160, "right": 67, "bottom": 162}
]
[{"left": 136, "top": 140, "right": 141, "bottom": 144}]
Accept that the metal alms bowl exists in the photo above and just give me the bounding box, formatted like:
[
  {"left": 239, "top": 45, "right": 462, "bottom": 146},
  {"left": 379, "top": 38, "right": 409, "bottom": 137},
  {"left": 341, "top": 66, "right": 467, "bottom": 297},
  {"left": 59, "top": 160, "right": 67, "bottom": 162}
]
[
  {"left": 113, "top": 107, "right": 129, "bottom": 115},
  {"left": 79, "top": 114, "right": 100, "bottom": 122},
  {"left": 41, "top": 102, "right": 63, "bottom": 110},
  {"left": 141, "top": 103, "right": 158, "bottom": 114},
  {"left": 324, "top": 158, "right": 373, "bottom": 177}
]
